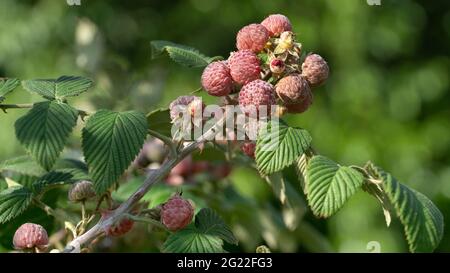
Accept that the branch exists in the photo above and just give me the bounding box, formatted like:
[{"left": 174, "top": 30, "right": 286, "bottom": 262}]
[
  {"left": 0, "top": 103, "right": 33, "bottom": 113},
  {"left": 63, "top": 117, "right": 225, "bottom": 253}
]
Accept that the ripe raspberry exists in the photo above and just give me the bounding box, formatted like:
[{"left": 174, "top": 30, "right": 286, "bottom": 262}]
[
  {"left": 236, "top": 24, "right": 270, "bottom": 53},
  {"left": 13, "top": 223, "right": 49, "bottom": 250},
  {"left": 275, "top": 74, "right": 311, "bottom": 104},
  {"left": 228, "top": 50, "right": 261, "bottom": 85},
  {"left": 68, "top": 180, "right": 96, "bottom": 202},
  {"left": 261, "top": 14, "right": 292, "bottom": 37},
  {"left": 241, "top": 141, "right": 256, "bottom": 158},
  {"left": 238, "top": 79, "right": 276, "bottom": 115},
  {"left": 284, "top": 88, "right": 313, "bottom": 114},
  {"left": 161, "top": 195, "right": 194, "bottom": 231},
  {"left": 270, "top": 58, "right": 285, "bottom": 74},
  {"left": 301, "top": 54, "right": 329, "bottom": 87},
  {"left": 102, "top": 211, "right": 135, "bottom": 237},
  {"left": 201, "top": 61, "right": 233, "bottom": 96},
  {"left": 169, "top": 96, "right": 204, "bottom": 120}
]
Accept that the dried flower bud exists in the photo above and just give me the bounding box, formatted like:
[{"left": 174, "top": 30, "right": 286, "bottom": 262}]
[
  {"left": 68, "top": 180, "right": 96, "bottom": 202},
  {"left": 270, "top": 58, "right": 285, "bottom": 74}
]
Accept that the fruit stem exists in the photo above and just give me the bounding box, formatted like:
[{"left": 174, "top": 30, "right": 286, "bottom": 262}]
[
  {"left": 0, "top": 103, "right": 33, "bottom": 113},
  {"left": 148, "top": 129, "right": 177, "bottom": 158},
  {"left": 124, "top": 213, "right": 168, "bottom": 231}
]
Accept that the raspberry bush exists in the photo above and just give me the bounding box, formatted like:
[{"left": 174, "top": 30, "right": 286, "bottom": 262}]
[{"left": 0, "top": 14, "right": 444, "bottom": 253}]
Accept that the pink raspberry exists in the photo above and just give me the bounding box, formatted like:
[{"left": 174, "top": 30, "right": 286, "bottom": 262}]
[
  {"left": 228, "top": 50, "right": 261, "bottom": 85},
  {"left": 284, "top": 88, "right": 313, "bottom": 114},
  {"left": 161, "top": 195, "right": 194, "bottom": 231},
  {"left": 236, "top": 23, "right": 270, "bottom": 53},
  {"left": 301, "top": 54, "right": 329, "bottom": 87},
  {"left": 241, "top": 141, "right": 256, "bottom": 158},
  {"left": 238, "top": 79, "right": 276, "bottom": 115},
  {"left": 275, "top": 74, "right": 311, "bottom": 104},
  {"left": 169, "top": 96, "right": 204, "bottom": 120},
  {"left": 102, "top": 210, "right": 135, "bottom": 237},
  {"left": 201, "top": 61, "right": 233, "bottom": 96},
  {"left": 13, "top": 223, "right": 49, "bottom": 250},
  {"left": 261, "top": 14, "right": 292, "bottom": 37}
]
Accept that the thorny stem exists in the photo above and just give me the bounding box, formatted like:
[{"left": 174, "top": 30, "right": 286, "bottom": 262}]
[{"left": 63, "top": 116, "right": 225, "bottom": 253}]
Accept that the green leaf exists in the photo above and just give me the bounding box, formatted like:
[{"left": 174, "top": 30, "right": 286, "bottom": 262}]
[
  {"left": 150, "top": 40, "right": 213, "bottom": 68},
  {"left": 369, "top": 165, "right": 444, "bottom": 253},
  {"left": 0, "top": 186, "right": 33, "bottom": 224},
  {"left": 21, "top": 76, "right": 93, "bottom": 100},
  {"left": 162, "top": 208, "right": 237, "bottom": 253},
  {"left": 306, "top": 155, "right": 364, "bottom": 218},
  {"left": 162, "top": 226, "right": 225, "bottom": 253},
  {"left": 255, "top": 120, "right": 312, "bottom": 175},
  {"left": 0, "top": 78, "right": 20, "bottom": 102},
  {"left": 32, "top": 168, "right": 90, "bottom": 194},
  {"left": 82, "top": 110, "right": 148, "bottom": 194},
  {"left": 146, "top": 108, "right": 172, "bottom": 137},
  {"left": 295, "top": 153, "right": 310, "bottom": 194},
  {"left": 195, "top": 208, "right": 238, "bottom": 245},
  {"left": 0, "top": 156, "right": 46, "bottom": 177},
  {"left": 15, "top": 101, "right": 78, "bottom": 171}
]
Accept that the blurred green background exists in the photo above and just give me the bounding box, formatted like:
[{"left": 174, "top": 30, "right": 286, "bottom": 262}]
[{"left": 0, "top": 0, "right": 449, "bottom": 252}]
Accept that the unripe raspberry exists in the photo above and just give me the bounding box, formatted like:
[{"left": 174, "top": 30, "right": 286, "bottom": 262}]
[
  {"left": 228, "top": 50, "right": 261, "bottom": 85},
  {"left": 161, "top": 195, "right": 194, "bottom": 231},
  {"left": 275, "top": 74, "right": 311, "bottom": 104},
  {"left": 270, "top": 58, "right": 285, "bottom": 74},
  {"left": 13, "top": 223, "right": 49, "bottom": 250},
  {"left": 301, "top": 54, "right": 329, "bottom": 87},
  {"left": 261, "top": 14, "right": 292, "bottom": 37},
  {"left": 102, "top": 211, "right": 135, "bottom": 237},
  {"left": 236, "top": 24, "right": 270, "bottom": 53},
  {"left": 284, "top": 88, "right": 313, "bottom": 114},
  {"left": 238, "top": 79, "right": 276, "bottom": 115},
  {"left": 169, "top": 96, "right": 204, "bottom": 120},
  {"left": 201, "top": 61, "right": 233, "bottom": 96},
  {"left": 68, "top": 180, "right": 96, "bottom": 202},
  {"left": 241, "top": 141, "right": 256, "bottom": 158}
]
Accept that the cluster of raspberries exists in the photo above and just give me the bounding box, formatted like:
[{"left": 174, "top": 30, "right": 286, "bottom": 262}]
[{"left": 173, "top": 14, "right": 329, "bottom": 159}]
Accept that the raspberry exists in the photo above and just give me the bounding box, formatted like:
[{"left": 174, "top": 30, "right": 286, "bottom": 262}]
[
  {"left": 68, "top": 180, "right": 96, "bottom": 202},
  {"left": 192, "top": 161, "right": 210, "bottom": 173},
  {"left": 13, "top": 223, "right": 49, "bottom": 250},
  {"left": 161, "top": 195, "right": 194, "bottom": 231},
  {"left": 241, "top": 141, "right": 256, "bottom": 158},
  {"left": 238, "top": 79, "right": 276, "bottom": 115},
  {"left": 212, "top": 164, "right": 232, "bottom": 179},
  {"left": 275, "top": 74, "right": 311, "bottom": 104},
  {"left": 301, "top": 54, "right": 329, "bottom": 87},
  {"left": 284, "top": 88, "right": 313, "bottom": 114},
  {"left": 228, "top": 50, "right": 261, "bottom": 85},
  {"left": 201, "top": 61, "right": 233, "bottom": 96},
  {"left": 169, "top": 96, "right": 204, "bottom": 120},
  {"left": 261, "top": 14, "right": 292, "bottom": 37},
  {"left": 236, "top": 24, "right": 270, "bottom": 53},
  {"left": 166, "top": 174, "right": 184, "bottom": 186},
  {"left": 270, "top": 58, "right": 285, "bottom": 74},
  {"left": 102, "top": 211, "right": 135, "bottom": 237}
]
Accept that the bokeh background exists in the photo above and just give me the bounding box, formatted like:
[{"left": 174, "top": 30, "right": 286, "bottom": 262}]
[{"left": 0, "top": 0, "right": 449, "bottom": 252}]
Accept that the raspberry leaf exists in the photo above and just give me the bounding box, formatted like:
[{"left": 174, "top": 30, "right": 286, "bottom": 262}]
[
  {"left": 255, "top": 120, "right": 312, "bottom": 175},
  {"left": 195, "top": 208, "right": 238, "bottom": 245},
  {"left": 0, "top": 156, "right": 46, "bottom": 177},
  {"left": 151, "top": 40, "right": 214, "bottom": 68},
  {"left": 0, "top": 78, "right": 20, "bottom": 103},
  {"left": 32, "top": 168, "right": 90, "bottom": 194},
  {"left": 162, "top": 225, "right": 225, "bottom": 253},
  {"left": 146, "top": 108, "right": 172, "bottom": 137},
  {"left": 162, "top": 208, "right": 237, "bottom": 253},
  {"left": 82, "top": 110, "right": 148, "bottom": 194},
  {"left": 22, "top": 76, "right": 93, "bottom": 100},
  {"left": 306, "top": 155, "right": 364, "bottom": 218},
  {"left": 15, "top": 101, "right": 78, "bottom": 171},
  {"left": 0, "top": 186, "right": 33, "bottom": 224},
  {"left": 368, "top": 164, "right": 444, "bottom": 253}
]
